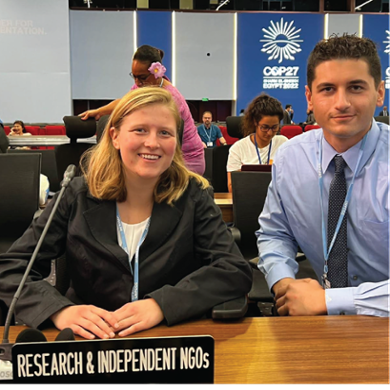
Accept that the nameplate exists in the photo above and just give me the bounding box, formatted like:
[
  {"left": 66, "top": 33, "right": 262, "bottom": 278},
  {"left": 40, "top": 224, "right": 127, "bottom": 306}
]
[{"left": 12, "top": 335, "right": 214, "bottom": 383}]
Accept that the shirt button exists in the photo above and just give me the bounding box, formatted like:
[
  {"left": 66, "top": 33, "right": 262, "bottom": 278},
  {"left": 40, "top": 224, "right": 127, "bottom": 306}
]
[{"left": 352, "top": 275, "right": 358, "bottom": 281}]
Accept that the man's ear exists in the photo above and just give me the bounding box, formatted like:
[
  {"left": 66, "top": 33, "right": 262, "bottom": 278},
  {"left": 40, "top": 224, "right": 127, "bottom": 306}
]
[
  {"left": 305, "top": 85, "right": 314, "bottom": 112},
  {"left": 376, "top": 80, "right": 385, "bottom": 108}
]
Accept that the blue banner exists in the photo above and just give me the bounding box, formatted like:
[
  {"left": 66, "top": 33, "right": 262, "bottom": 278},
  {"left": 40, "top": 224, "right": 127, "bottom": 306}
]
[
  {"left": 237, "top": 13, "right": 323, "bottom": 123},
  {"left": 363, "top": 14, "right": 390, "bottom": 115},
  {"left": 137, "top": 11, "right": 172, "bottom": 81}
]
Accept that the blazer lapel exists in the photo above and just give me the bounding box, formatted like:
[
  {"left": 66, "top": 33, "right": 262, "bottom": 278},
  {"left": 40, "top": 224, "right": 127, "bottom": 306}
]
[
  {"left": 83, "top": 196, "right": 130, "bottom": 272},
  {"left": 141, "top": 201, "right": 183, "bottom": 259}
]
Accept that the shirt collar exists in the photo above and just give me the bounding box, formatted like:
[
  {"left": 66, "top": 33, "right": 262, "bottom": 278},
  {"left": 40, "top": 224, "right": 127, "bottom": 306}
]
[{"left": 321, "top": 119, "right": 380, "bottom": 174}]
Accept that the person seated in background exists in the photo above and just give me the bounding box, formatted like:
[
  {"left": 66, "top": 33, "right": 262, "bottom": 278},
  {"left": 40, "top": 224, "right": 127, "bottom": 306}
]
[
  {"left": 0, "top": 87, "right": 252, "bottom": 339},
  {"left": 257, "top": 34, "right": 388, "bottom": 317},
  {"left": 79, "top": 44, "right": 205, "bottom": 175},
  {"left": 226, "top": 93, "right": 288, "bottom": 192},
  {"left": 197, "top": 111, "right": 227, "bottom": 148},
  {"left": 8, "top": 120, "right": 31, "bottom": 136}
]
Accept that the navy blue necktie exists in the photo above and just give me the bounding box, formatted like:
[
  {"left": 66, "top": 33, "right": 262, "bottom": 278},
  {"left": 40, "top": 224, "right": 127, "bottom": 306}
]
[{"left": 327, "top": 155, "right": 348, "bottom": 288}]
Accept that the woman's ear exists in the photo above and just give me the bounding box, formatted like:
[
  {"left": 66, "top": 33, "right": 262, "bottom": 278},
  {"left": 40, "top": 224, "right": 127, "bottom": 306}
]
[{"left": 110, "top": 127, "right": 120, "bottom": 150}]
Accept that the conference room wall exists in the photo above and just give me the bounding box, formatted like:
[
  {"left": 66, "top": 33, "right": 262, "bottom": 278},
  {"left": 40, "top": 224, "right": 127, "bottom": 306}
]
[
  {"left": 70, "top": 10, "right": 135, "bottom": 100},
  {"left": 327, "top": 13, "right": 361, "bottom": 37},
  {"left": 1, "top": 5, "right": 388, "bottom": 123},
  {"left": 0, "top": 0, "right": 72, "bottom": 123}
]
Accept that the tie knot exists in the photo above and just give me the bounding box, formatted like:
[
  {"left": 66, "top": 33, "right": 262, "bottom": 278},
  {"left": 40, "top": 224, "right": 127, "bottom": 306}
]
[{"left": 334, "top": 155, "right": 346, "bottom": 173}]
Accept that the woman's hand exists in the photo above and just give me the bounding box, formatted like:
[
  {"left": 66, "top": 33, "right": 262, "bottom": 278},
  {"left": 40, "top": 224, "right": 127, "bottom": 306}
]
[
  {"left": 50, "top": 305, "right": 119, "bottom": 340},
  {"left": 78, "top": 109, "right": 101, "bottom": 120},
  {"left": 113, "top": 299, "right": 164, "bottom": 337}
]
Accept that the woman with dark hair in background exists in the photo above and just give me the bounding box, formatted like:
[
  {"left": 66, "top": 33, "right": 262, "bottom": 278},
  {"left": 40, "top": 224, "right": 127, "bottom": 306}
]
[
  {"left": 80, "top": 45, "right": 205, "bottom": 175},
  {"left": 226, "top": 93, "right": 288, "bottom": 192},
  {"left": 8, "top": 120, "right": 31, "bottom": 136}
]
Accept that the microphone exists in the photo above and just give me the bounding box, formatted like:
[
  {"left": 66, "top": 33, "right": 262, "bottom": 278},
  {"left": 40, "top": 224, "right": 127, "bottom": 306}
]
[
  {"left": 61, "top": 164, "right": 77, "bottom": 188},
  {"left": 0, "top": 165, "right": 77, "bottom": 362}
]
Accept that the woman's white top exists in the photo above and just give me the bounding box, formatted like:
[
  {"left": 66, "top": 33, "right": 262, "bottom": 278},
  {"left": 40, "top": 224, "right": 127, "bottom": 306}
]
[
  {"left": 226, "top": 134, "right": 288, "bottom": 172},
  {"left": 116, "top": 217, "right": 150, "bottom": 261}
]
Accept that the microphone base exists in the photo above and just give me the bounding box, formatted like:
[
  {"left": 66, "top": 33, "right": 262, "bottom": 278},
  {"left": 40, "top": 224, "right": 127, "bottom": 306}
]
[{"left": 0, "top": 343, "right": 13, "bottom": 362}]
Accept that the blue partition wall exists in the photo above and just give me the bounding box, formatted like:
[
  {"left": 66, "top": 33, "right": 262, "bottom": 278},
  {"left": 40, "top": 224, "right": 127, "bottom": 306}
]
[
  {"left": 137, "top": 11, "right": 172, "bottom": 81},
  {"left": 237, "top": 13, "right": 323, "bottom": 123},
  {"left": 363, "top": 14, "right": 390, "bottom": 115}
]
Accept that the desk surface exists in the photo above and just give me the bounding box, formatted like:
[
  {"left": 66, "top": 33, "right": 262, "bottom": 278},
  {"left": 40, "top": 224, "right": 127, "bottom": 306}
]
[
  {"left": 214, "top": 192, "right": 233, "bottom": 223},
  {"left": 8, "top": 135, "right": 97, "bottom": 146},
  {"left": 6, "top": 316, "right": 389, "bottom": 384}
]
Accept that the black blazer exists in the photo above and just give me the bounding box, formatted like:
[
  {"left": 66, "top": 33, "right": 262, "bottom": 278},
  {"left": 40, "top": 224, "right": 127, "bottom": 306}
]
[
  {"left": 0, "top": 177, "right": 252, "bottom": 329},
  {"left": 283, "top": 110, "right": 292, "bottom": 125}
]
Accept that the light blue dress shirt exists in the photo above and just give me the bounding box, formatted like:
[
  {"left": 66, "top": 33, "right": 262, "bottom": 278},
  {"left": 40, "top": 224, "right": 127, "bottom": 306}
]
[{"left": 256, "top": 120, "right": 389, "bottom": 316}]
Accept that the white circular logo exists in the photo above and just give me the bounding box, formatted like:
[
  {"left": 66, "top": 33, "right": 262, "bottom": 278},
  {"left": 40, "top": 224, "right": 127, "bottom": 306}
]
[
  {"left": 384, "top": 30, "right": 390, "bottom": 55},
  {"left": 260, "top": 18, "right": 303, "bottom": 63}
]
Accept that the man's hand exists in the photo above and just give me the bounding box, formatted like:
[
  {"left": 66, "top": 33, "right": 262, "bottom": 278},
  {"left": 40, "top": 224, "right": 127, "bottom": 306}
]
[
  {"left": 274, "top": 278, "right": 327, "bottom": 316},
  {"left": 113, "top": 299, "right": 164, "bottom": 337},
  {"left": 202, "top": 142, "right": 207, "bottom": 148}
]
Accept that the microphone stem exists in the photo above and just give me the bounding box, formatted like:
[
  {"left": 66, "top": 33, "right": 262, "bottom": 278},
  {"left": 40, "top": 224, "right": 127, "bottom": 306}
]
[{"left": 2, "top": 185, "right": 67, "bottom": 343}]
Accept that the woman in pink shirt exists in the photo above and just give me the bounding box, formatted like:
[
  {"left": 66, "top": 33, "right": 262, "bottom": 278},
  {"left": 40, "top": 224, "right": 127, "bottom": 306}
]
[{"left": 80, "top": 45, "right": 205, "bottom": 175}]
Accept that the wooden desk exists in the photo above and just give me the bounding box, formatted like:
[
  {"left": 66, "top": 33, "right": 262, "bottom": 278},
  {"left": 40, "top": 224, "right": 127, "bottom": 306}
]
[
  {"left": 8, "top": 135, "right": 97, "bottom": 147},
  {"left": 6, "top": 316, "right": 389, "bottom": 384},
  {"left": 215, "top": 192, "right": 233, "bottom": 223}
]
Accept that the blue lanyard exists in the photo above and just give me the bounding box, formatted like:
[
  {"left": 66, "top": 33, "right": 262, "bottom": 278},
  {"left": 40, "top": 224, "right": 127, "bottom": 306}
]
[
  {"left": 116, "top": 206, "right": 150, "bottom": 302},
  {"left": 202, "top": 125, "right": 212, "bottom": 142},
  {"left": 253, "top": 134, "right": 272, "bottom": 164},
  {"left": 318, "top": 133, "right": 367, "bottom": 279}
]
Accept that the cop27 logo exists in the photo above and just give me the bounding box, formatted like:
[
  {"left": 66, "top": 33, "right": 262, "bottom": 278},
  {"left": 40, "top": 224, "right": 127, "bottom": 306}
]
[
  {"left": 385, "top": 31, "right": 390, "bottom": 89},
  {"left": 260, "top": 18, "right": 303, "bottom": 63},
  {"left": 384, "top": 30, "right": 390, "bottom": 54}
]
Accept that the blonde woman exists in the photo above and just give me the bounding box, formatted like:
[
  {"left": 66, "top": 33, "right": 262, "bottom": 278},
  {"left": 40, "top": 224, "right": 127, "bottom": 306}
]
[{"left": 0, "top": 87, "right": 251, "bottom": 339}]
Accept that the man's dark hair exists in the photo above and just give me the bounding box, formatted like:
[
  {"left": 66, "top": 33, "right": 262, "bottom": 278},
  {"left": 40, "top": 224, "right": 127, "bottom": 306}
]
[
  {"left": 242, "top": 93, "right": 283, "bottom": 137},
  {"left": 307, "top": 34, "right": 382, "bottom": 90},
  {"left": 285, "top": 104, "right": 292, "bottom": 110}
]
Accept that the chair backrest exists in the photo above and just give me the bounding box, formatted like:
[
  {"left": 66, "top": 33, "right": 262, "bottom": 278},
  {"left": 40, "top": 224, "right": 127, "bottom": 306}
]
[
  {"left": 0, "top": 124, "right": 9, "bottom": 153},
  {"left": 231, "top": 171, "right": 272, "bottom": 258},
  {"left": 226, "top": 116, "right": 244, "bottom": 139},
  {"left": 0, "top": 153, "right": 41, "bottom": 252},
  {"left": 280, "top": 125, "right": 303, "bottom": 139},
  {"left": 216, "top": 126, "right": 239, "bottom": 146},
  {"left": 203, "top": 145, "right": 231, "bottom": 192},
  {"left": 8, "top": 149, "right": 60, "bottom": 192},
  {"left": 375, "top": 116, "right": 389, "bottom": 125},
  {"left": 304, "top": 124, "right": 321, "bottom": 131},
  {"left": 55, "top": 116, "right": 97, "bottom": 179}
]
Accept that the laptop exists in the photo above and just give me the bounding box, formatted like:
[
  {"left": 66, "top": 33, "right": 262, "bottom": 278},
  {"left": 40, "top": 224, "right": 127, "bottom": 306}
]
[{"left": 241, "top": 164, "right": 272, "bottom": 172}]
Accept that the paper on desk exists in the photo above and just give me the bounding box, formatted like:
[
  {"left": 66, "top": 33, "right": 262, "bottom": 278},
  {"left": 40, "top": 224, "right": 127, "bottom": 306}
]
[{"left": 0, "top": 359, "right": 12, "bottom": 380}]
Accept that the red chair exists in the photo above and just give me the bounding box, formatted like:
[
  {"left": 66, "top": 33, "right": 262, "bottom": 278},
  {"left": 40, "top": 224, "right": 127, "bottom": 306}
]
[
  {"left": 304, "top": 125, "right": 321, "bottom": 131},
  {"left": 43, "top": 125, "right": 66, "bottom": 135},
  {"left": 280, "top": 125, "right": 303, "bottom": 139},
  {"left": 4, "top": 126, "right": 10, "bottom": 135},
  {"left": 24, "top": 126, "right": 41, "bottom": 135},
  {"left": 216, "top": 126, "right": 239, "bottom": 146}
]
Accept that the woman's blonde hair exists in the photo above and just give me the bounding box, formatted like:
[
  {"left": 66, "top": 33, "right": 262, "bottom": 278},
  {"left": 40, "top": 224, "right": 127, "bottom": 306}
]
[{"left": 81, "top": 87, "right": 208, "bottom": 204}]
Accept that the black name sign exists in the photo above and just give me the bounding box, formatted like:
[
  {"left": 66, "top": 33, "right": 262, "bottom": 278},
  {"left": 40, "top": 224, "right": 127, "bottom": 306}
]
[{"left": 12, "top": 335, "right": 214, "bottom": 383}]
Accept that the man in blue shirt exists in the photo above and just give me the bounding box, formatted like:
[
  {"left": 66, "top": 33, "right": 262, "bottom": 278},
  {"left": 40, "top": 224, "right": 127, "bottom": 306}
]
[
  {"left": 256, "top": 34, "right": 388, "bottom": 317},
  {"left": 197, "top": 111, "right": 227, "bottom": 148}
]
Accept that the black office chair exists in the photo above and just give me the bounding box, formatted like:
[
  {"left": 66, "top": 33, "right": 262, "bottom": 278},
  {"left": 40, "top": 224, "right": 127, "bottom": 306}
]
[
  {"left": 203, "top": 145, "right": 231, "bottom": 192},
  {"left": 8, "top": 149, "right": 60, "bottom": 192},
  {"left": 55, "top": 116, "right": 96, "bottom": 180},
  {"left": 375, "top": 116, "right": 389, "bottom": 125},
  {"left": 0, "top": 123, "right": 9, "bottom": 153},
  {"left": 231, "top": 171, "right": 317, "bottom": 314},
  {"left": 0, "top": 153, "right": 41, "bottom": 254},
  {"left": 226, "top": 116, "right": 244, "bottom": 140}
]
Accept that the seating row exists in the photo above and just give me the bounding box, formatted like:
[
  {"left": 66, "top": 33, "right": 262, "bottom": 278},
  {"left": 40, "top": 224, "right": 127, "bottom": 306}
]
[{"left": 3, "top": 125, "right": 66, "bottom": 136}]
